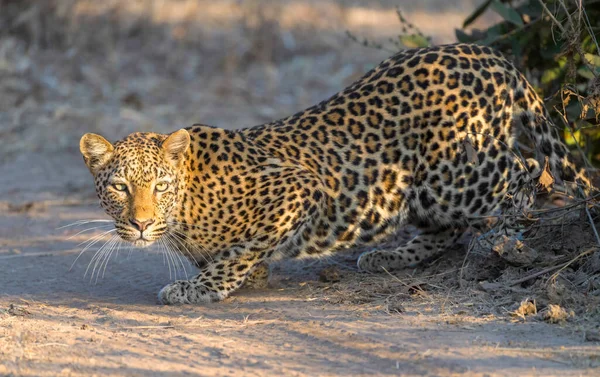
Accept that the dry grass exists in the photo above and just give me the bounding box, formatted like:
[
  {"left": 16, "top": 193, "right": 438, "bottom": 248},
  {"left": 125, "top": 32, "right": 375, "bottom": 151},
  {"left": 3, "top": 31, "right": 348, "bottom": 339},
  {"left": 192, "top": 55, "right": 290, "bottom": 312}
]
[{"left": 298, "top": 198, "right": 600, "bottom": 329}]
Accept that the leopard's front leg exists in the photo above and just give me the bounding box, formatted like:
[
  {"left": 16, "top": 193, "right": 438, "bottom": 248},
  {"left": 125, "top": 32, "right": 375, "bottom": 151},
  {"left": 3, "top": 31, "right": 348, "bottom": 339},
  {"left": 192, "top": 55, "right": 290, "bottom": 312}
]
[
  {"left": 158, "top": 253, "right": 266, "bottom": 304},
  {"left": 159, "top": 165, "right": 325, "bottom": 305}
]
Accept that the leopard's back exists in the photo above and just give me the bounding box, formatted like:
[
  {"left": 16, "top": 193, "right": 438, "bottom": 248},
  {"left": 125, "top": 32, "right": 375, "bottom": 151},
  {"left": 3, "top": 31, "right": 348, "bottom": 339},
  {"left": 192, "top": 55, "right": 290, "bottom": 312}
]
[{"left": 240, "top": 43, "right": 587, "bottom": 254}]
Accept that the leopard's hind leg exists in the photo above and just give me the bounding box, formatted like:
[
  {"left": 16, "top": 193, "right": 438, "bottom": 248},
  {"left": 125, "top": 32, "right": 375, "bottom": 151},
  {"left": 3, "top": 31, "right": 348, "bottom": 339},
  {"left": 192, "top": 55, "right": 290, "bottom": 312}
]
[
  {"left": 356, "top": 157, "right": 540, "bottom": 273},
  {"left": 478, "top": 157, "right": 541, "bottom": 253},
  {"left": 357, "top": 226, "right": 464, "bottom": 272},
  {"left": 241, "top": 261, "right": 270, "bottom": 289}
]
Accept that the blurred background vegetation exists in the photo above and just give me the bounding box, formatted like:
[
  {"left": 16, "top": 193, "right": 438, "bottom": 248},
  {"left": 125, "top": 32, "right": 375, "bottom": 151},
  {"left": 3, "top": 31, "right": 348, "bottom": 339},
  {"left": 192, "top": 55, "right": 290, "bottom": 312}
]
[
  {"left": 0, "top": 0, "right": 598, "bottom": 201},
  {"left": 0, "top": 0, "right": 495, "bottom": 172},
  {"left": 457, "top": 0, "right": 600, "bottom": 167}
]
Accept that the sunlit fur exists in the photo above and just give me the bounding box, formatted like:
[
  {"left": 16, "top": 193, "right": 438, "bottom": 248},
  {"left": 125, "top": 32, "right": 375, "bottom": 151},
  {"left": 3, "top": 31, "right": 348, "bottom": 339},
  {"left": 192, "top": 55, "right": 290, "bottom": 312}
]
[
  {"left": 80, "top": 130, "right": 189, "bottom": 247},
  {"left": 79, "top": 43, "right": 591, "bottom": 305}
]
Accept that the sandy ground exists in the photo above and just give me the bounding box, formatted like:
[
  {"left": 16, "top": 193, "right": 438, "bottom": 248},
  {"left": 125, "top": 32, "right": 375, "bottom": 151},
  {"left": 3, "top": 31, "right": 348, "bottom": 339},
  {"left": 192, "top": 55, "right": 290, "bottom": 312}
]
[
  {"left": 1, "top": 178, "right": 599, "bottom": 376},
  {"left": 1, "top": 1, "right": 600, "bottom": 376}
]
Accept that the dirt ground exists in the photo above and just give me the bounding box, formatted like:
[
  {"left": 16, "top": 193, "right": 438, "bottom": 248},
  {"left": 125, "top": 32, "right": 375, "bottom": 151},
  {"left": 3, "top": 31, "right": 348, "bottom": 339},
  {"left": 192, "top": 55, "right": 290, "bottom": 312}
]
[{"left": 1, "top": 1, "right": 600, "bottom": 376}]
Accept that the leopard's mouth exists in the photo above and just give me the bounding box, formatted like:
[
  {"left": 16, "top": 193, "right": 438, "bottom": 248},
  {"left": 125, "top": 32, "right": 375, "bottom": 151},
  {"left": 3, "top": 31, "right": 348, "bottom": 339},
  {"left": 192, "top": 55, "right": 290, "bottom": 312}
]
[
  {"left": 116, "top": 226, "right": 165, "bottom": 247},
  {"left": 132, "top": 238, "right": 154, "bottom": 248}
]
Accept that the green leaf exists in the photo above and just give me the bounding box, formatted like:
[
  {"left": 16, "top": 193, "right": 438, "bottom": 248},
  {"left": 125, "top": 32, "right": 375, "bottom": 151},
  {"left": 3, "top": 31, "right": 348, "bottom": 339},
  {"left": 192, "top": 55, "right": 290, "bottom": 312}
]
[
  {"left": 520, "top": 0, "right": 543, "bottom": 18},
  {"left": 478, "top": 24, "right": 505, "bottom": 45},
  {"left": 480, "top": 35, "right": 500, "bottom": 45},
  {"left": 511, "top": 37, "right": 522, "bottom": 58},
  {"left": 563, "top": 129, "right": 580, "bottom": 146},
  {"left": 584, "top": 53, "right": 600, "bottom": 67},
  {"left": 541, "top": 57, "right": 567, "bottom": 84},
  {"left": 455, "top": 29, "right": 476, "bottom": 43},
  {"left": 577, "top": 65, "right": 600, "bottom": 80},
  {"left": 399, "top": 34, "right": 430, "bottom": 48},
  {"left": 462, "top": 0, "right": 493, "bottom": 28},
  {"left": 490, "top": 0, "right": 524, "bottom": 27},
  {"left": 540, "top": 44, "right": 562, "bottom": 59},
  {"left": 565, "top": 100, "right": 583, "bottom": 123}
]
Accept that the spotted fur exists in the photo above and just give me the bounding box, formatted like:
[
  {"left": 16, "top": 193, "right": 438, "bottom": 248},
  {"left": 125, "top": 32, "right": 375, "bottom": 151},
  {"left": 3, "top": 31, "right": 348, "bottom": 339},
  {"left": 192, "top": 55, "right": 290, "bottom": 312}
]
[{"left": 80, "top": 43, "right": 590, "bottom": 304}]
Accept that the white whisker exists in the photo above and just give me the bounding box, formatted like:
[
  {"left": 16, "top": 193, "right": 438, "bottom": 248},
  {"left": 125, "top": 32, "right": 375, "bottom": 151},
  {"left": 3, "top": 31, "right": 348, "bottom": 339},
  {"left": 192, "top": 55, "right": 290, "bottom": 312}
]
[
  {"left": 84, "top": 234, "right": 117, "bottom": 280},
  {"left": 70, "top": 228, "right": 117, "bottom": 271},
  {"left": 161, "top": 235, "right": 179, "bottom": 279},
  {"left": 169, "top": 228, "right": 214, "bottom": 264},
  {"left": 92, "top": 235, "right": 119, "bottom": 282},
  {"left": 76, "top": 228, "right": 117, "bottom": 247},
  {"left": 66, "top": 224, "right": 113, "bottom": 240},
  {"left": 115, "top": 239, "right": 123, "bottom": 259},
  {"left": 166, "top": 242, "right": 180, "bottom": 279},
  {"left": 98, "top": 236, "right": 120, "bottom": 282},
  {"left": 92, "top": 238, "right": 113, "bottom": 283},
  {"left": 167, "top": 221, "right": 226, "bottom": 242},
  {"left": 163, "top": 234, "right": 189, "bottom": 279},
  {"left": 166, "top": 231, "right": 203, "bottom": 267},
  {"left": 159, "top": 238, "right": 173, "bottom": 280},
  {"left": 57, "top": 219, "right": 113, "bottom": 229}
]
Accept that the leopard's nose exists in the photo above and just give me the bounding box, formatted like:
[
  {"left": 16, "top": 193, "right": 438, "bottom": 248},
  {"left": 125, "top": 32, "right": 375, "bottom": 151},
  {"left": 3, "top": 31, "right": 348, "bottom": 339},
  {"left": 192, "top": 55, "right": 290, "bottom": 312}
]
[{"left": 129, "top": 218, "right": 155, "bottom": 232}]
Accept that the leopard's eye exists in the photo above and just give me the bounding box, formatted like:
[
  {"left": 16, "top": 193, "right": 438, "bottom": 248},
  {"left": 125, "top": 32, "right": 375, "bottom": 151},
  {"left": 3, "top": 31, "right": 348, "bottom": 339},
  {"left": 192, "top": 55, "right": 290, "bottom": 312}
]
[
  {"left": 155, "top": 182, "right": 169, "bottom": 192},
  {"left": 112, "top": 183, "right": 128, "bottom": 192}
]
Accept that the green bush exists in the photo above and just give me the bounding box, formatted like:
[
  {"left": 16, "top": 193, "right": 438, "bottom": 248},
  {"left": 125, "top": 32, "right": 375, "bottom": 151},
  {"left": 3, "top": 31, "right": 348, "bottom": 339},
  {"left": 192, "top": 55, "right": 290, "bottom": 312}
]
[
  {"left": 456, "top": 0, "right": 600, "bottom": 166},
  {"left": 350, "top": 1, "right": 600, "bottom": 167}
]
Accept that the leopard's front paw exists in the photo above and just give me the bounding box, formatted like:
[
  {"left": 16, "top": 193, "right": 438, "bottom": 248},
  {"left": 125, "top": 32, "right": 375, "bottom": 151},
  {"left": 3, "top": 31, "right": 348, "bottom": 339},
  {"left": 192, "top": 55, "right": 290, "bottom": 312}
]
[
  {"left": 158, "top": 280, "right": 220, "bottom": 305},
  {"left": 158, "top": 280, "right": 191, "bottom": 305}
]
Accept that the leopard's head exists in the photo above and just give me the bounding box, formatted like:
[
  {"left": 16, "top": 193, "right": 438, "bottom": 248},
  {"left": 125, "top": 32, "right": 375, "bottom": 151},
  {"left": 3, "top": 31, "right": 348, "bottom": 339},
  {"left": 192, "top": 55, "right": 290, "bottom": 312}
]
[{"left": 79, "top": 130, "right": 190, "bottom": 247}]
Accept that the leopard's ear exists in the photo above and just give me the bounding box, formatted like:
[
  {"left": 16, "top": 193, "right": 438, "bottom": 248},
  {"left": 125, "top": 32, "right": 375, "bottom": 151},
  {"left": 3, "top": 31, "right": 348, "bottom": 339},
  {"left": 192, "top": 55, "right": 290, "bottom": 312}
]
[
  {"left": 162, "top": 129, "right": 190, "bottom": 165},
  {"left": 80, "top": 133, "right": 114, "bottom": 174}
]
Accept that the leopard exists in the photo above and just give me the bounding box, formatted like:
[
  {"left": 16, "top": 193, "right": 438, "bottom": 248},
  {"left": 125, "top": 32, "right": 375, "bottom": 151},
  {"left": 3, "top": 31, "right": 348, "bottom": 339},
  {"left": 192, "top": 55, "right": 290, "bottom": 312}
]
[{"left": 79, "top": 43, "right": 591, "bottom": 305}]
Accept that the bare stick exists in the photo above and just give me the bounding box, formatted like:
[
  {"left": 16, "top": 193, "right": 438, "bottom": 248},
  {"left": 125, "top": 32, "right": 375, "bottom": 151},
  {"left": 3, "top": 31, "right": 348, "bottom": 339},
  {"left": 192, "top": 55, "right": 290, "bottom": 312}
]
[
  {"left": 579, "top": 187, "right": 600, "bottom": 247},
  {"left": 33, "top": 343, "right": 69, "bottom": 348},
  {"left": 537, "top": 0, "right": 566, "bottom": 33},
  {"left": 481, "top": 261, "right": 570, "bottom": 291}
]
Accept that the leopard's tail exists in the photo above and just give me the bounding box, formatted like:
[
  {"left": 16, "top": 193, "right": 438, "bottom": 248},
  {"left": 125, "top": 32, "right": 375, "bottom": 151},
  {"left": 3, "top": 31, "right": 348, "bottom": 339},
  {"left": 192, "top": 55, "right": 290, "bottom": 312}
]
[{"left": 513, "top": 82, "right": 593, "bottom": 196}]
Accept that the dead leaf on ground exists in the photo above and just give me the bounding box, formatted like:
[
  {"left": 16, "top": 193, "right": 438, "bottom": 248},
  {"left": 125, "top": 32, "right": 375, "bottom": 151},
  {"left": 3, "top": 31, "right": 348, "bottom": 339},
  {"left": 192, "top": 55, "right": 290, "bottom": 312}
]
[
  {"left": 541, "top": 304, "right": 573, "bottom": 324},
  {"left": 510, "top": 299, "right": 537, "bottom": 320},
  {"left": 537, "top": 156, "right": 555, "bottom": 192}
]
